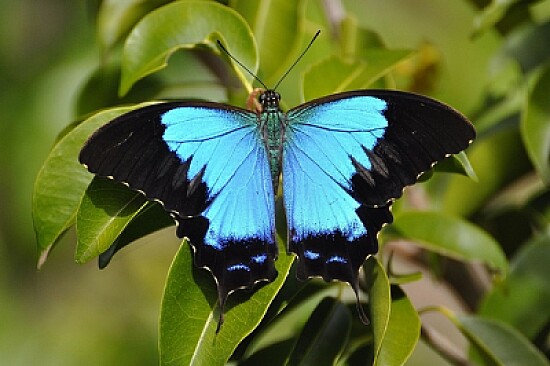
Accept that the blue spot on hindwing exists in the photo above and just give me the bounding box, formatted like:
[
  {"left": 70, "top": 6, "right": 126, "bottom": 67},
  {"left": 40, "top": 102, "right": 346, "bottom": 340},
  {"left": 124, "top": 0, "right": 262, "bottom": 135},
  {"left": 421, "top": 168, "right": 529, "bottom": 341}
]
[
  {"left": 327, "top": 256, "right": 347, "bottom": 264},
  {"left": 304, "top": 250, "right": 320, "bottom": 260},
  {"left": 227, "top": 263, "right": 251, "bottom": 272},
  {"left": 252, "top": 254, "right": 268, "bottom": 264}
]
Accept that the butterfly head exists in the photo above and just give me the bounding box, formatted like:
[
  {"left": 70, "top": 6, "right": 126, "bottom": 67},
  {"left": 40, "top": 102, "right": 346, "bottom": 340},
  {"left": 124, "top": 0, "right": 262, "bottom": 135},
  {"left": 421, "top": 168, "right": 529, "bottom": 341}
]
[{"left": 259, "top": 90, "right": 281, "bottom": 112}]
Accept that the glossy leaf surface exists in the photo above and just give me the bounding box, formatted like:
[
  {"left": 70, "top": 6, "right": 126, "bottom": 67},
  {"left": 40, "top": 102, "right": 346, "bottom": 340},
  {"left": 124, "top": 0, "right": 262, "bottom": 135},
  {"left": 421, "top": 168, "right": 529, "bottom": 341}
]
[
  {"left": 159, "top": 237, "right": 293, "bottom": 366},
  {"left": 120, "top": 1, "right": 257, "bottom": 94},
  {"left": 391, "top": 212, "right": 507, "bottom": 274},
  {"left": 33, "top": 106, "right": 150, "bottom": 265}
]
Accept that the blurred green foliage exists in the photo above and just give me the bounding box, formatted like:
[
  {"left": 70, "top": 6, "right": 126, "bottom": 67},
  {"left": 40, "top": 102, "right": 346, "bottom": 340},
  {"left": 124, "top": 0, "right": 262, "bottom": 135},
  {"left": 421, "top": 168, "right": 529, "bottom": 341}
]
[{"left": 1, "top": 0, "right": 548, "bottom": 365}]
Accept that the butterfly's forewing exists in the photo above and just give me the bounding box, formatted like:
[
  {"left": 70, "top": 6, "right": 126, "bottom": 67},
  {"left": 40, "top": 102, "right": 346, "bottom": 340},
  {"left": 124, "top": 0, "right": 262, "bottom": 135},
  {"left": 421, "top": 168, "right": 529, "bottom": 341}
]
[
  {"left": 79, "top": 102, "right": 278, "bottom": 318},
  {"left": 346, "top": 90, "right": 475, "bottom": 206},
  {"left": 283, "top": 90, "right": 475, "bottom": 293}
]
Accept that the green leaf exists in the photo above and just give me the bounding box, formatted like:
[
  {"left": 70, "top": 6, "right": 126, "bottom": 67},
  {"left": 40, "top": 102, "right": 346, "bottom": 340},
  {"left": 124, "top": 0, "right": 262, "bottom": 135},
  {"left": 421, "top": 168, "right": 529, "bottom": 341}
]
[
  {"left": 509, "top": 234, "right": 550, "bottom": 291},
  {"left": 456, "top": 315, "right": 550, "bottom": 366},
  {"left": 237, "top": 339, "right": 296, "bottom": 366},
  {"left": 242, "top": 283, "right": 334, "bottom": 359},
  {"left": 32, "top": 105, "right": 148, "bottom": 267},
  {"left": 231, "top": 0, "right": 304, "bottom": 85},
  {"left": 159, "top": 239, "right": 217, "bottom": 366},
  {"left": 303, "top": 50, "right": 412, "bottom": 100},
  {"left": 262, "top": 1, "right": 331, "bottom": 107},
  {"left": 152, "top": 50, "right": 229, "bottom": 102},
  {"left": 340, "top": 344, "right": 374, "bottom": 366},
  {"left": 473, "top": 0, "right": 520, "bottom": 36},
  {"left": 391, "top": 212, "right": 508, "bottom": 274},
  {"left": 339, "top": 22, "right": 385, "bottom": 59},
  {"left": 386, "top": 251, "right": 423, "bottom": 285},
  {"left": 472, "top": 0, "right": 543, "bottom": 37},
  {"left": 479, "top": 235, "right": 550, "bottom": 339},
  {"left": 497, "top": 20, "right": 550, "bottom": 73},
  {"left": 441, "top": 127, "right": 530, "bottom": 217},
  {"left": 98, "top": 201, "right": 173, "bottom": 268},
  {"left": 97, "top": 0, "right": 173, "bottom": 51},
  {"left": 159, "top": 236, "right": 294, "bottom": 366},
  {"left": 522, "top": 63, "right": 550, "bottom": 184},
  {"left": 303, "top": 56, "right": 359, "bottom": 100},
  {"left": 288, "top": 297, "right": 352, "bottom": 365},
  {"left": 364, "top": 256, "right": 391, "bottom": 364},
  {"left": 433, "top": 152, "right": 478, "bottom": 181},
  {"left": 76, "top": 62, "right": 163, "bottom": 116},
  {"left": 351, "top": 49, "right": 414, "bottom": 88},
  {"left": 75, "top": 177, "right": 148, "bottom": 264},
  {"left": 77, "top": 48, "right": 226, "bottom": 120},
  {"left": 120, "top": 0, "right": 257, "bottom": 95},
  {"left": 375, "top": 285, "right": 420, "bottom": 366}
]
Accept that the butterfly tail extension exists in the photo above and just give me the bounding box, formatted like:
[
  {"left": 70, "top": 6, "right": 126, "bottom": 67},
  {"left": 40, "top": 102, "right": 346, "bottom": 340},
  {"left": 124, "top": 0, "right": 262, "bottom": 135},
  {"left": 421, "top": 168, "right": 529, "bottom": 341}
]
[
  {"left": 288, "top": 205, "right": 393, "bottom": 307},
  {"left": 352, "top": 281, "right": 370, "bottom": 326},
  {"left": 175, "top": 216, "right": 278, "bottom": 331}
]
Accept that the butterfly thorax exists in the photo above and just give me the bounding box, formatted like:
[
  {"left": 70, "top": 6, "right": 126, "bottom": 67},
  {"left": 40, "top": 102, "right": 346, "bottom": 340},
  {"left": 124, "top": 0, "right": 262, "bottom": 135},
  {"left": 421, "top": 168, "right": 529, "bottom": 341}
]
[{"left": 258, "top": 90, "right": 285, "bottom": 192}]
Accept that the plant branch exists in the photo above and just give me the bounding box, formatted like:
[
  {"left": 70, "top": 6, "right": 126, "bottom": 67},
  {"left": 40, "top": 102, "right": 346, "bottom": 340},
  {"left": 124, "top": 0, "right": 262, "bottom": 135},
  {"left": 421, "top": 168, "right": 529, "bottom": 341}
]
[{"left": 421, "top": 325, "right": 473, "bottom": 366}]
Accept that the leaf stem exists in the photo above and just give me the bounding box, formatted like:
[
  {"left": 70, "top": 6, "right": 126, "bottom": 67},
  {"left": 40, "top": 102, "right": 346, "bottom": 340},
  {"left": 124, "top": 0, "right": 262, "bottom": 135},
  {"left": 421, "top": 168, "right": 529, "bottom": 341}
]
[
  {"left": 420, "top": 325, "right": 473, "bottom": 366},
  {"left": 419, "top": 306, "right": 474, "bottom": 366}
]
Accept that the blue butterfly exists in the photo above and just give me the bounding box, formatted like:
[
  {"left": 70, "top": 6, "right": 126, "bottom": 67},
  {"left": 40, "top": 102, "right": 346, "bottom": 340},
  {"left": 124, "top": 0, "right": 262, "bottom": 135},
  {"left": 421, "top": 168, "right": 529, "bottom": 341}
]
[
  {"left": 80, "top": 86, "right": 475, "bottom": 328},
  {"left": 80, "top": 26, "right": 474, "bottom": 331}
]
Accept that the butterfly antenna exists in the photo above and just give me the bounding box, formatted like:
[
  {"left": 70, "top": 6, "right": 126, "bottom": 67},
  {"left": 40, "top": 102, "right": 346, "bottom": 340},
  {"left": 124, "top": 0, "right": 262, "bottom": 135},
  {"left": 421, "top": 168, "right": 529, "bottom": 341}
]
[
  {"left": 216, "top": 40, "right": 268, "bottom": 90},
  {"left": 272, "top": 30, "right": 321, "bottom": 90}
]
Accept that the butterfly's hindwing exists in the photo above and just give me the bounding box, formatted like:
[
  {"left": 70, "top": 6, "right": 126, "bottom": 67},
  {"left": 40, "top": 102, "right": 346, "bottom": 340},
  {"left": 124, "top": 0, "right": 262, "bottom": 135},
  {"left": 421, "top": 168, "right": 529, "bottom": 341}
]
[{"left": 79, "top": 102, "right": 278, "bottom": 311}]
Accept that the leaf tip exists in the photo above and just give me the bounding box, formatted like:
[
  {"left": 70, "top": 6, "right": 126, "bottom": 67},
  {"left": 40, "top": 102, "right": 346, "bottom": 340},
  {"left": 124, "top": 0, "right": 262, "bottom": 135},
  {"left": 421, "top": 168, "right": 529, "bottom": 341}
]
[{"left": 37, "top": 246, "right": 52, "bottom": 270}]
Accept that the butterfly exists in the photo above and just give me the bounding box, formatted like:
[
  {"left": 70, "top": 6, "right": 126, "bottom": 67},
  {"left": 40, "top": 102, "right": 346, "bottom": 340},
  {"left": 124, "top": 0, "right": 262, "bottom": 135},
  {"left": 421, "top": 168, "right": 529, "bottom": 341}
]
[
  {"left": 80, "top": 32, "right": 474, "bottom": 331},
  {"left": 80, "top": 85, "right": 475, "bottom": 329}
]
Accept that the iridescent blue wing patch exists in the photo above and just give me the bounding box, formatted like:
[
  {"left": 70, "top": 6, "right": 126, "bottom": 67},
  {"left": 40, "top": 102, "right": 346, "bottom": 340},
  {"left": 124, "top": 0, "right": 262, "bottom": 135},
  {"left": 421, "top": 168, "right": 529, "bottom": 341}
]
[
  {"left": 79, "top": 102, "right": 277, "bottom": 323},
  {"left": 283, "top": 90, "right": 475, "bottom": 314}
]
